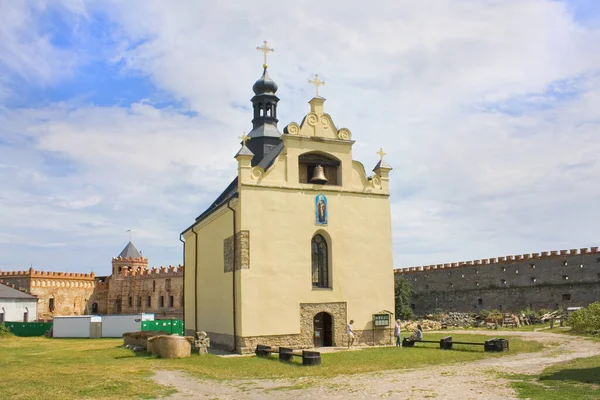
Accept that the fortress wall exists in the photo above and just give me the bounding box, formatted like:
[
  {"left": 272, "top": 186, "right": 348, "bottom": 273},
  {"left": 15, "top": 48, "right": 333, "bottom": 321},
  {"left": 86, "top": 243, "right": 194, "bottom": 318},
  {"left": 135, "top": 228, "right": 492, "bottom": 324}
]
[{"left": 394, "top": 247, "right": 600, "bottom": 314}]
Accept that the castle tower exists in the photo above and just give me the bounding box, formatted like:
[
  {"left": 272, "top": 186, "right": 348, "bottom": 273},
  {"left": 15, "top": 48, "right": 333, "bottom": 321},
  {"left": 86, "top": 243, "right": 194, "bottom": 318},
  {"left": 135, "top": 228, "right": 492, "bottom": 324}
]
[{"left": 111, "top": 241, "right": 148, "bottom": 275}]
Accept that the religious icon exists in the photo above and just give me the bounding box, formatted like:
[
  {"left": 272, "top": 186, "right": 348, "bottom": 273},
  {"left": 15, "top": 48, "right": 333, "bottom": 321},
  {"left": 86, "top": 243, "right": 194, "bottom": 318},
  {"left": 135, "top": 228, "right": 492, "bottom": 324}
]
[{"left": 315, "top": 194, "right": 328, "bottom": 225}]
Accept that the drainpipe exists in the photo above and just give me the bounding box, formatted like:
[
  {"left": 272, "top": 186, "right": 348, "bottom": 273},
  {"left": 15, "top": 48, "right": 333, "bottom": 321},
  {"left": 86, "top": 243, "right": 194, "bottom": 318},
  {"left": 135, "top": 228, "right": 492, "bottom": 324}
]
[
  {"left": 190, "top": 228, "right": 199, "bottom": 334},
  {"left": 179, "top": 233, "right": 186, "bottom": 332},
  {"left": 227, "top": 196, "right": 238, "bottom": 353}
]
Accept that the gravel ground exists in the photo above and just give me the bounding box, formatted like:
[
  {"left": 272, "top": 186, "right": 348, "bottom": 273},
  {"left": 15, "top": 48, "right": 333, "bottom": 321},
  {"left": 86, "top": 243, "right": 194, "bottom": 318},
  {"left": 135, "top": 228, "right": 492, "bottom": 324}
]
[{"left": 153, "top": 330, "right": 600, "bottom": 399}]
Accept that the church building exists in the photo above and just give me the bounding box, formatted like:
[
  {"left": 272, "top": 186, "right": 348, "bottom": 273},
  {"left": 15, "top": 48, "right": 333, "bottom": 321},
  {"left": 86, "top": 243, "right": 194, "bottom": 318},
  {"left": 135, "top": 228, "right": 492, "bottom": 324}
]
[{"left": 182, "top": 42, "right": 395, "bottom": 353}]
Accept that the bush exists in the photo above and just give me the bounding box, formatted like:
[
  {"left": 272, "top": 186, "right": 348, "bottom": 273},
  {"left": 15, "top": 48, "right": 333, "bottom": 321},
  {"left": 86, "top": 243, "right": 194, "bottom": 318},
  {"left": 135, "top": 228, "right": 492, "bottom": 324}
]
[
  {"left": 568, "top": 302, "right": 600, "bottom": 334},
  {"left": 0, "top": 323, "right": 13, "bottom": 337}
]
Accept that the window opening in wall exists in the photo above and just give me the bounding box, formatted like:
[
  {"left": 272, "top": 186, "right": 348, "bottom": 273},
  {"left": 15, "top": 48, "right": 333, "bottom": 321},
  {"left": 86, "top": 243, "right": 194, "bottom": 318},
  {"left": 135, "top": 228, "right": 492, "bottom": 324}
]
[
  {"left": 23, "top": 311, "right": 28, "bottom": 322},
  {"left": 299, "top": 153, "right": 341, "bottom": 185},
  {"left": 137, "top": 296, "right": 142, "bottom": 307},
  {"left": 414, "top": 278, "right": 417, "bottom": 282},
  {"left": 153, "top": 281, "right": 156, "bottom": 292},
  {"left": 501, "top": 279, "right": 507, "bottom": 285},
  {"left": 562, "top": 294, "right": 571, "bottom": 301},
  {"left": 502, "top": 267, "right": 506, "bottom": 272},
  {"left": 499, "top": 305, "right": 503, "bottom": 310},
  {"left": 531, "top": 264, "right": 536, "bottom": 268},
  {"left": 580, "top": 264, "right": 584, "bottom": 268},
  {"left": 128, "top": 297, "right": 132, "bottom": 307},
  {"left": 448, "top": 271, "right": 452, "bottom": 276},
  {"left": 563, "top": 275, "right": 569, "bottom": 280},
  {"left": 147, "top": 296, "right": 151, "bottom": 307},
  {"left": 531, "top": 277, "right": 537, "bottom": 283},
  {"left": 516, "top": 270, "right": 519, "bottom": 274},
  {"left": 476, "top": 282, "right": 480, "bottom": 286},
  {"left": 169, "top": 296, "right": 174, "bottom": 307},
  {"left": 91, "top": 303, "right": 98, "bottom": 314},
  {"left": 461, "top": 274, "right": 465, "bottom": 278},
  {"left": 312, "top": 234, "right": 329, "bottom": 288},
  {"left": 476, "top": 269, "right": 479, "bottom": 274},
  {"left": 478, "top": 298, "right": 483, "bottom": 305},
  {"left": 563, "top": 261, "right": 568, "bottom": 266},
  {"left": 49, "top": 297, "right": 55, "bottom": 312},
  {"left": 450, "top": 283, "right": 454, "bottom": 288},
  {"left": 159, "top": 296, "right": 164, "bottom": 308},
  {"left": 166, "top": 278, "right": 172, "bottom": 292}
]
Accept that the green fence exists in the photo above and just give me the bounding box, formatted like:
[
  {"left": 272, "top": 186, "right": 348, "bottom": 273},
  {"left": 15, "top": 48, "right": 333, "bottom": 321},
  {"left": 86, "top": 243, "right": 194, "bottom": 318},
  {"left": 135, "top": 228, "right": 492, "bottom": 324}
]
[
  {"left": 141, "top": 319, "right": 184, "bottom": 336},
  {"left": 4, "top": 322, "right": 53, "bottom": 337}
]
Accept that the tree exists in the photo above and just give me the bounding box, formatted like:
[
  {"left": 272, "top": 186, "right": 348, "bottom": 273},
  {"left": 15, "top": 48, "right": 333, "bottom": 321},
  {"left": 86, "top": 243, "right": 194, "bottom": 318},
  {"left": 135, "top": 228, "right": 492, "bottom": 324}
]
[{"left": 395, "top": 276, "right": 415, "bottom": 320}]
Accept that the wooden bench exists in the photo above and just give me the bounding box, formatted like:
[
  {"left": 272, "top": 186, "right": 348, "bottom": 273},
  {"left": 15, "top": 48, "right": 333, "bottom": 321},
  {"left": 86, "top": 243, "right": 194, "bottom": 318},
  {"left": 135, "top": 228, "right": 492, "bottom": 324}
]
[
  {"left": 403, "top": 337, "right": 509, "bottom": 352},
  {"left": 255, "top": 345, "right": 321, "bottom": 365}
]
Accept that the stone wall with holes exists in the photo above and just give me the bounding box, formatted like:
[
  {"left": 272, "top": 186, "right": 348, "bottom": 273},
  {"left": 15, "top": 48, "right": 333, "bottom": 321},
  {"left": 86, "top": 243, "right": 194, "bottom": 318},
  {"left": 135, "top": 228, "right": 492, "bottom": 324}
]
[{"left": 395, "top": 247, "right": 600, "bottom": 314}]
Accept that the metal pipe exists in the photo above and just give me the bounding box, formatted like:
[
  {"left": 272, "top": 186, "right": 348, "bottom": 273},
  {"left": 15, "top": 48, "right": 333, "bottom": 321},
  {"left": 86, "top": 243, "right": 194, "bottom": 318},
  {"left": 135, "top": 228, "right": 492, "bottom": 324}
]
[
  {"left": 179, "top": 233, "right": 186, "bottom": 333},
  {"left": 227, "top": 197, "right": 238, "bottom": 353}
]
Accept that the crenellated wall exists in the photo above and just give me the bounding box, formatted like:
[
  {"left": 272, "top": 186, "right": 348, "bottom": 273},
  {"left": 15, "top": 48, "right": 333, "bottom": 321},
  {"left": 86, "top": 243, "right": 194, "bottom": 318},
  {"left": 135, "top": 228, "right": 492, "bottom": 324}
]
[
  {"left": 394, "top": 246, "right": 600, "bottom": 314},
  {"left": 0, "top": 268, "right": 96, "bottom": 320}
]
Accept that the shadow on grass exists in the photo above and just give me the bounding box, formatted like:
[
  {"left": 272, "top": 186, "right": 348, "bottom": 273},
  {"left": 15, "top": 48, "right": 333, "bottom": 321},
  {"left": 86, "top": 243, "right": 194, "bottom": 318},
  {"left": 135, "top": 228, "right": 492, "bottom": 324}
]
[
  {"left": 540, "top": 367, "right": 600, "bottom": 385},
  {"left": 114, "top": 351, "right": 155, "bottom": 359}
]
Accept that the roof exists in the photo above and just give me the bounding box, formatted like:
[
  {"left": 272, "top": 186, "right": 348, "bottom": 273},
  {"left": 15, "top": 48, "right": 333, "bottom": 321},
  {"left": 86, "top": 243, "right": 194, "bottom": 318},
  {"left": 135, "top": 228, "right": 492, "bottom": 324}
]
[
  {"left": 0, "top": 282, "right": 37, "bottom": 300},
  {"left": 118, "top": 242, "right": 142, "bottom": 258}
]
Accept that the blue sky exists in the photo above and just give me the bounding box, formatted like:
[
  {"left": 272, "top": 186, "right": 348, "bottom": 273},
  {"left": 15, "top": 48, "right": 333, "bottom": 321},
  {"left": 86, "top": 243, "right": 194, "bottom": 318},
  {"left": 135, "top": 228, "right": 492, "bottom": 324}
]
[{"left": 1, "top": 0, "right": 599, "bottom": 275}]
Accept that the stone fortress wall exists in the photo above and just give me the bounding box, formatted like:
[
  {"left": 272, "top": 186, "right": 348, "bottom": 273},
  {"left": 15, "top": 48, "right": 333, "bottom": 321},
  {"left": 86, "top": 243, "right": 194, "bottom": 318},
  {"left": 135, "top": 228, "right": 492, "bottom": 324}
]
[
  {"left": 394, "top": 246, "right": 600, "bottom": 315},
  {"left": 0, "top": 268, "right": 96, "bottom": 320},
  {"left": 92, "top": 256, "right": 183, "bottom": 320}
]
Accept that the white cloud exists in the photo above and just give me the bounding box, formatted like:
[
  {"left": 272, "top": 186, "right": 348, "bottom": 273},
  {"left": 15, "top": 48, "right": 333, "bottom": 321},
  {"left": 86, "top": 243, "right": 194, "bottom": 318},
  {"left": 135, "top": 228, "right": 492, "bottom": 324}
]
[{"left": 0, "top": 0, "right": 599, "bottom": 272}]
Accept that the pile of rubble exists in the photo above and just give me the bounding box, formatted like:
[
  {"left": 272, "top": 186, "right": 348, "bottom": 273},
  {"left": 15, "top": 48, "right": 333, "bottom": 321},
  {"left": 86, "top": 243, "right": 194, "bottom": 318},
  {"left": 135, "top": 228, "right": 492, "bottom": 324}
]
[
  {"left": 440, "top": 312, "right": 477, "bottom": 327},
  {"left": 400, "top": 319, "right": 442, "bottom": 332}
]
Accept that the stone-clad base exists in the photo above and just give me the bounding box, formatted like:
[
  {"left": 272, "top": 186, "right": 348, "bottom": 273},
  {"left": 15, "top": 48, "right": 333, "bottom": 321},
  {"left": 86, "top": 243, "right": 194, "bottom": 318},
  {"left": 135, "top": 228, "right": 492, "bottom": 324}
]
[{"left": 187, "top": 301, "right": 393, "bottom": 354}]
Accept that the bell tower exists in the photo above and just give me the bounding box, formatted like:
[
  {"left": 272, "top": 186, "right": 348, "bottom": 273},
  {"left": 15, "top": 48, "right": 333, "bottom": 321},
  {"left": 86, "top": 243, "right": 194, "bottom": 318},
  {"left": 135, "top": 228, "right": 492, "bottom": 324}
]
[{"left": 246, "top": 41, "right": 283, "bottom": 166}]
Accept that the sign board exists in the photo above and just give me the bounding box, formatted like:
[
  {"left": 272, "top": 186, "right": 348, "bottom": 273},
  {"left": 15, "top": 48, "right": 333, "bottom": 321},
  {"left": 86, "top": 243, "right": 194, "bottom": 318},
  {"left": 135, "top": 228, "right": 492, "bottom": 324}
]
[{"left": 373, "top": 313, "right": 390, "bottom": 327}]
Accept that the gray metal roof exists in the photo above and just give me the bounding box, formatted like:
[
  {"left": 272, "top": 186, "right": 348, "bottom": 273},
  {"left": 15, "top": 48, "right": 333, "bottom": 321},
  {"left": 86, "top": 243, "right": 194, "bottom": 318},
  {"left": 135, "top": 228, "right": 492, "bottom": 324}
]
[
  {"left": 118, "top": 242, "right": 142, "bottom": 258},
  {"left": 0, "top": 282, "right": 37, "bottom": 299}
]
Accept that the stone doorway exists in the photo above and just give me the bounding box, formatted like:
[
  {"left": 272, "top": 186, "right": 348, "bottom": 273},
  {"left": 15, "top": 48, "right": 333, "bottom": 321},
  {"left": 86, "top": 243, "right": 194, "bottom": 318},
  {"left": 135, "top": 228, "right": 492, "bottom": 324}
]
[{"left": 313, "top": 312, "right": 333, "bottom": 347}]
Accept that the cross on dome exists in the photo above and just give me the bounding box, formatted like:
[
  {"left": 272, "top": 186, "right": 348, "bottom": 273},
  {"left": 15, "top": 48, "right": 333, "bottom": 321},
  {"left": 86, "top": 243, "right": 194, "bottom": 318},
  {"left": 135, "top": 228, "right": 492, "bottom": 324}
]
[
  {"left": 256, "top": 40, "right": 274, "bottom": 69},
  {"left": 309, "top": 74, "right": 325, "bottom": 97}
]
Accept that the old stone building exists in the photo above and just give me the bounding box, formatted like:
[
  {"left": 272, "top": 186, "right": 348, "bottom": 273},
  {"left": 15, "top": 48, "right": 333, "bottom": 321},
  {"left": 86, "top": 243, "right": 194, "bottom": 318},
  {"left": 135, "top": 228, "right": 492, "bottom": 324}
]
[
  {"left": 0, "top": 268, "right": 96, "bottom": 320},
  {"left": 91, "top": 241, "right": 184, "bottom": 320},
  {"left": 0, "top": 241, "right": 183, "bottom": 321},
  {"left": 395, "top": 246, "right": 600, "bottom": 314},
  {"left": 182, "top": 44, "right": 395, "bottom": 353}
]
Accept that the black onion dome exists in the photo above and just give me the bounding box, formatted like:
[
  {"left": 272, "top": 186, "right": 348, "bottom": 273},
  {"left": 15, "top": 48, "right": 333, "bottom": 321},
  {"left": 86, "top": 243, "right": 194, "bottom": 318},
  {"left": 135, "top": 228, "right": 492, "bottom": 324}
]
[{"left": 252, "top": 68, "right": 278, "bottom": 94}]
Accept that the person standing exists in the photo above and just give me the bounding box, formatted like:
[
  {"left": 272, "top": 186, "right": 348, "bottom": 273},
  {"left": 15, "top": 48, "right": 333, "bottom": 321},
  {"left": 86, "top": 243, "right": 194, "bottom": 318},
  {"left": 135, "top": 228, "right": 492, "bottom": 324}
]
[
  {"left": 347, "top": 319, "right": 355, "bottom": 348},
  {"left": 394, "top": 319, "right": 402, "bottom": 347}
]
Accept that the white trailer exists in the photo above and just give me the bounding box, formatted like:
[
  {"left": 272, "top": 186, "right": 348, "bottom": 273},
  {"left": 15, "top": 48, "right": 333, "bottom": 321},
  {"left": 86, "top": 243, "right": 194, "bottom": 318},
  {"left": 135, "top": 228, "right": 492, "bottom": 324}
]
[
  {"left": 53, "top": 316, "right": 102, "bottom": 338},
  {"left": 101, "top": 314, "right": 154, "bottom": 338}
]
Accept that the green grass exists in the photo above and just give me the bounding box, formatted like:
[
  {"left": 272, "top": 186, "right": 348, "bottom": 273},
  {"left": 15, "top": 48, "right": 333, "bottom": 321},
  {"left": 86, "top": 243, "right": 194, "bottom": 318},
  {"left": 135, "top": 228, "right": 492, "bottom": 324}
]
[
  {"left": 509, "top": 356, "right": 600, "bottom": 400},
  {"left": 0, "top": 333, "right": 543, "bottom": 400}
]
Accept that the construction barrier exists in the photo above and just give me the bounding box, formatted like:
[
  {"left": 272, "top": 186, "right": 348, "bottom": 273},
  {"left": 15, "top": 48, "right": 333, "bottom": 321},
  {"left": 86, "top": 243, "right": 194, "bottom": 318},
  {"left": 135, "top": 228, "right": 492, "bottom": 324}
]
[
  {"left": 141, "top": 319, "right": 183, "bottom": 336},
  {"left": 4, "top": 322, "right": 53, "bottom": 337}
]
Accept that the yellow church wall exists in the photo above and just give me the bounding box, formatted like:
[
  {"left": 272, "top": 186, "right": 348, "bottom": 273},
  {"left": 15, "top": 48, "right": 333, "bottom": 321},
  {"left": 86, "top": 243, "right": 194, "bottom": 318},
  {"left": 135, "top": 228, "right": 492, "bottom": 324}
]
[
  {"left": 238, "top": 185, "right": 394, "bottom": 338},
  {"left": 183, "top": 202, "right": 241, "bottom": 338}
]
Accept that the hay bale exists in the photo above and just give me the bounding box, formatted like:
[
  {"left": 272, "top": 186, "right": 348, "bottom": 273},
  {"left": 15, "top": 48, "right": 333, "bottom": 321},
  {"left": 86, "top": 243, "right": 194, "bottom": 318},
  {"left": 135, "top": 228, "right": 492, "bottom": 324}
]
[{"left": 150, "top": 335, "right": 191, "bottom": 359}]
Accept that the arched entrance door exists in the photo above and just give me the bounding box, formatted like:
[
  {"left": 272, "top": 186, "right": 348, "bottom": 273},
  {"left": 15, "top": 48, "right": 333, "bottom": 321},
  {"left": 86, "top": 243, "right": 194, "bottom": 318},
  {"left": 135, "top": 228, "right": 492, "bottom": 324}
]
[{"left": 313, "top": 312, "right": 333, "bottom": 347}]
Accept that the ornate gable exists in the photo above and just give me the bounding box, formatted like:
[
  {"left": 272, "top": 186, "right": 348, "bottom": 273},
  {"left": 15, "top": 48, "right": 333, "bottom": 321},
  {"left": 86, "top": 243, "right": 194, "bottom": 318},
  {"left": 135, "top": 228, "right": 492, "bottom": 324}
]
[{"left": 284, "top": 97, "right": 352, "bottom": 141}]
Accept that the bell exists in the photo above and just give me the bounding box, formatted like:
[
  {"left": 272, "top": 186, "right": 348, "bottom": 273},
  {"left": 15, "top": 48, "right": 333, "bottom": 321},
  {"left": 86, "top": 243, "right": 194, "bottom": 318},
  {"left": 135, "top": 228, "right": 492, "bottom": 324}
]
[{"left": 310, "top": 164, "right": 328, "bottom": 184}]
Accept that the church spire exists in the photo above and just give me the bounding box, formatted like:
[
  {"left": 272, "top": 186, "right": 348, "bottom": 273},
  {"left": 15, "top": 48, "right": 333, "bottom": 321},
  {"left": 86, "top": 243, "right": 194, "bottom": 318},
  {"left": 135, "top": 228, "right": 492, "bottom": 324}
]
[{"left": 246, "top": 40, "right": 283, "bottom": 166}]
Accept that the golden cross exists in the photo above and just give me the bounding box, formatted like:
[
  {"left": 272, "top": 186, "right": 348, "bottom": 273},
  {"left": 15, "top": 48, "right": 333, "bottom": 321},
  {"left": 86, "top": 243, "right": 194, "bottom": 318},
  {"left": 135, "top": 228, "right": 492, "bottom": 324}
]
[
  {"left": 239, "top": 132, "right": 249, "bottom": 146},
  {"left": 256, "top": 40, "right": 274, "bottom": 69},
  {"left": 377, "top": 147, "right": 386, "bottom": 161},
  {"left": 309, "top": 74, "right": 325, "bottom": 97}
]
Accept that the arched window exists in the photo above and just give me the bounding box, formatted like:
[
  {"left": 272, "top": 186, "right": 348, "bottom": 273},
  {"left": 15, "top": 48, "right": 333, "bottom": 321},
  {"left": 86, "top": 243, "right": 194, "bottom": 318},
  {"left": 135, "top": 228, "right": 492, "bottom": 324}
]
[{"left": 312, "top": 234, "right": 329, "bottom": 288}]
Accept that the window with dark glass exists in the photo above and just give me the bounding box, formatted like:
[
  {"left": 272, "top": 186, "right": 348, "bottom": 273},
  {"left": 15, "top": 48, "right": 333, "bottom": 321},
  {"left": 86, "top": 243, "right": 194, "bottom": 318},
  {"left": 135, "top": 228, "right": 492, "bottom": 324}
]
[
  {"left": 159, "top": 296, "right": 164, "bottom": 308},
  {"left": 49, "top": 297, "right": 55, "bottom": 312},
  {"left": 312, "top": 234, "right": 329, "bottom": 288},
  {"left": 169, "top": 296, "right": 174, "bottom": 307}
]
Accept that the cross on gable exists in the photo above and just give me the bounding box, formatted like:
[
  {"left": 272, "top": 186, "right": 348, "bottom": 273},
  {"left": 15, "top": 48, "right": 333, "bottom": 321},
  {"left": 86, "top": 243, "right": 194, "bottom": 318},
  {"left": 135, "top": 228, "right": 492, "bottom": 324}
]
[
  {"left": 309, "top": 74, "right": 325, "bottom": 97},
  {"left": 239, "top": 132, "right": 250, "bottom": 146}
]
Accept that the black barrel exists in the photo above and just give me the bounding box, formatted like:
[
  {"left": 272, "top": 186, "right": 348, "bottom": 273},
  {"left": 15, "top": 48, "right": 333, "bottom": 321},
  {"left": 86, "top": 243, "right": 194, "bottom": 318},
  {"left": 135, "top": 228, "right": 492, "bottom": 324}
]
[
  {"left": 302, "top": 350, "right": 321, "bottom": 366},
  {"left": 279, "top": 347, "right": 294, "bottom": 362},
  {"left": 440, "top": 336, "right": 453, "bottom": 350}
]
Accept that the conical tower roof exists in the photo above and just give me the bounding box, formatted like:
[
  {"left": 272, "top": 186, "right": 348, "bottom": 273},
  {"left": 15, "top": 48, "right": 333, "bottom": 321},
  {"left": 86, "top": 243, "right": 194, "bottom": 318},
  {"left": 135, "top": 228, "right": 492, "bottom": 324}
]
[{"left": 118, "top": 241, "right": 141, "bottom": 258}]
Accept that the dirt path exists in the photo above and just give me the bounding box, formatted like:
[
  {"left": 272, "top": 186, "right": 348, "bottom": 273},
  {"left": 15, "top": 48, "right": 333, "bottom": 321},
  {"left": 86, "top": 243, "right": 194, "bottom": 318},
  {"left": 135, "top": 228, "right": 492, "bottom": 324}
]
[{"left": 153, "top": 331, "right": 600, "bottom": 399}]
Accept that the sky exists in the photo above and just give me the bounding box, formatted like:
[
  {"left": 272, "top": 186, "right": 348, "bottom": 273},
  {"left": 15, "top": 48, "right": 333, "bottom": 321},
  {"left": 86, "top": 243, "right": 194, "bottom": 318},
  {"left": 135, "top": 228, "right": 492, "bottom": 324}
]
[{"left": 0, "top": 0, "right": 599, "bottom": 275}]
